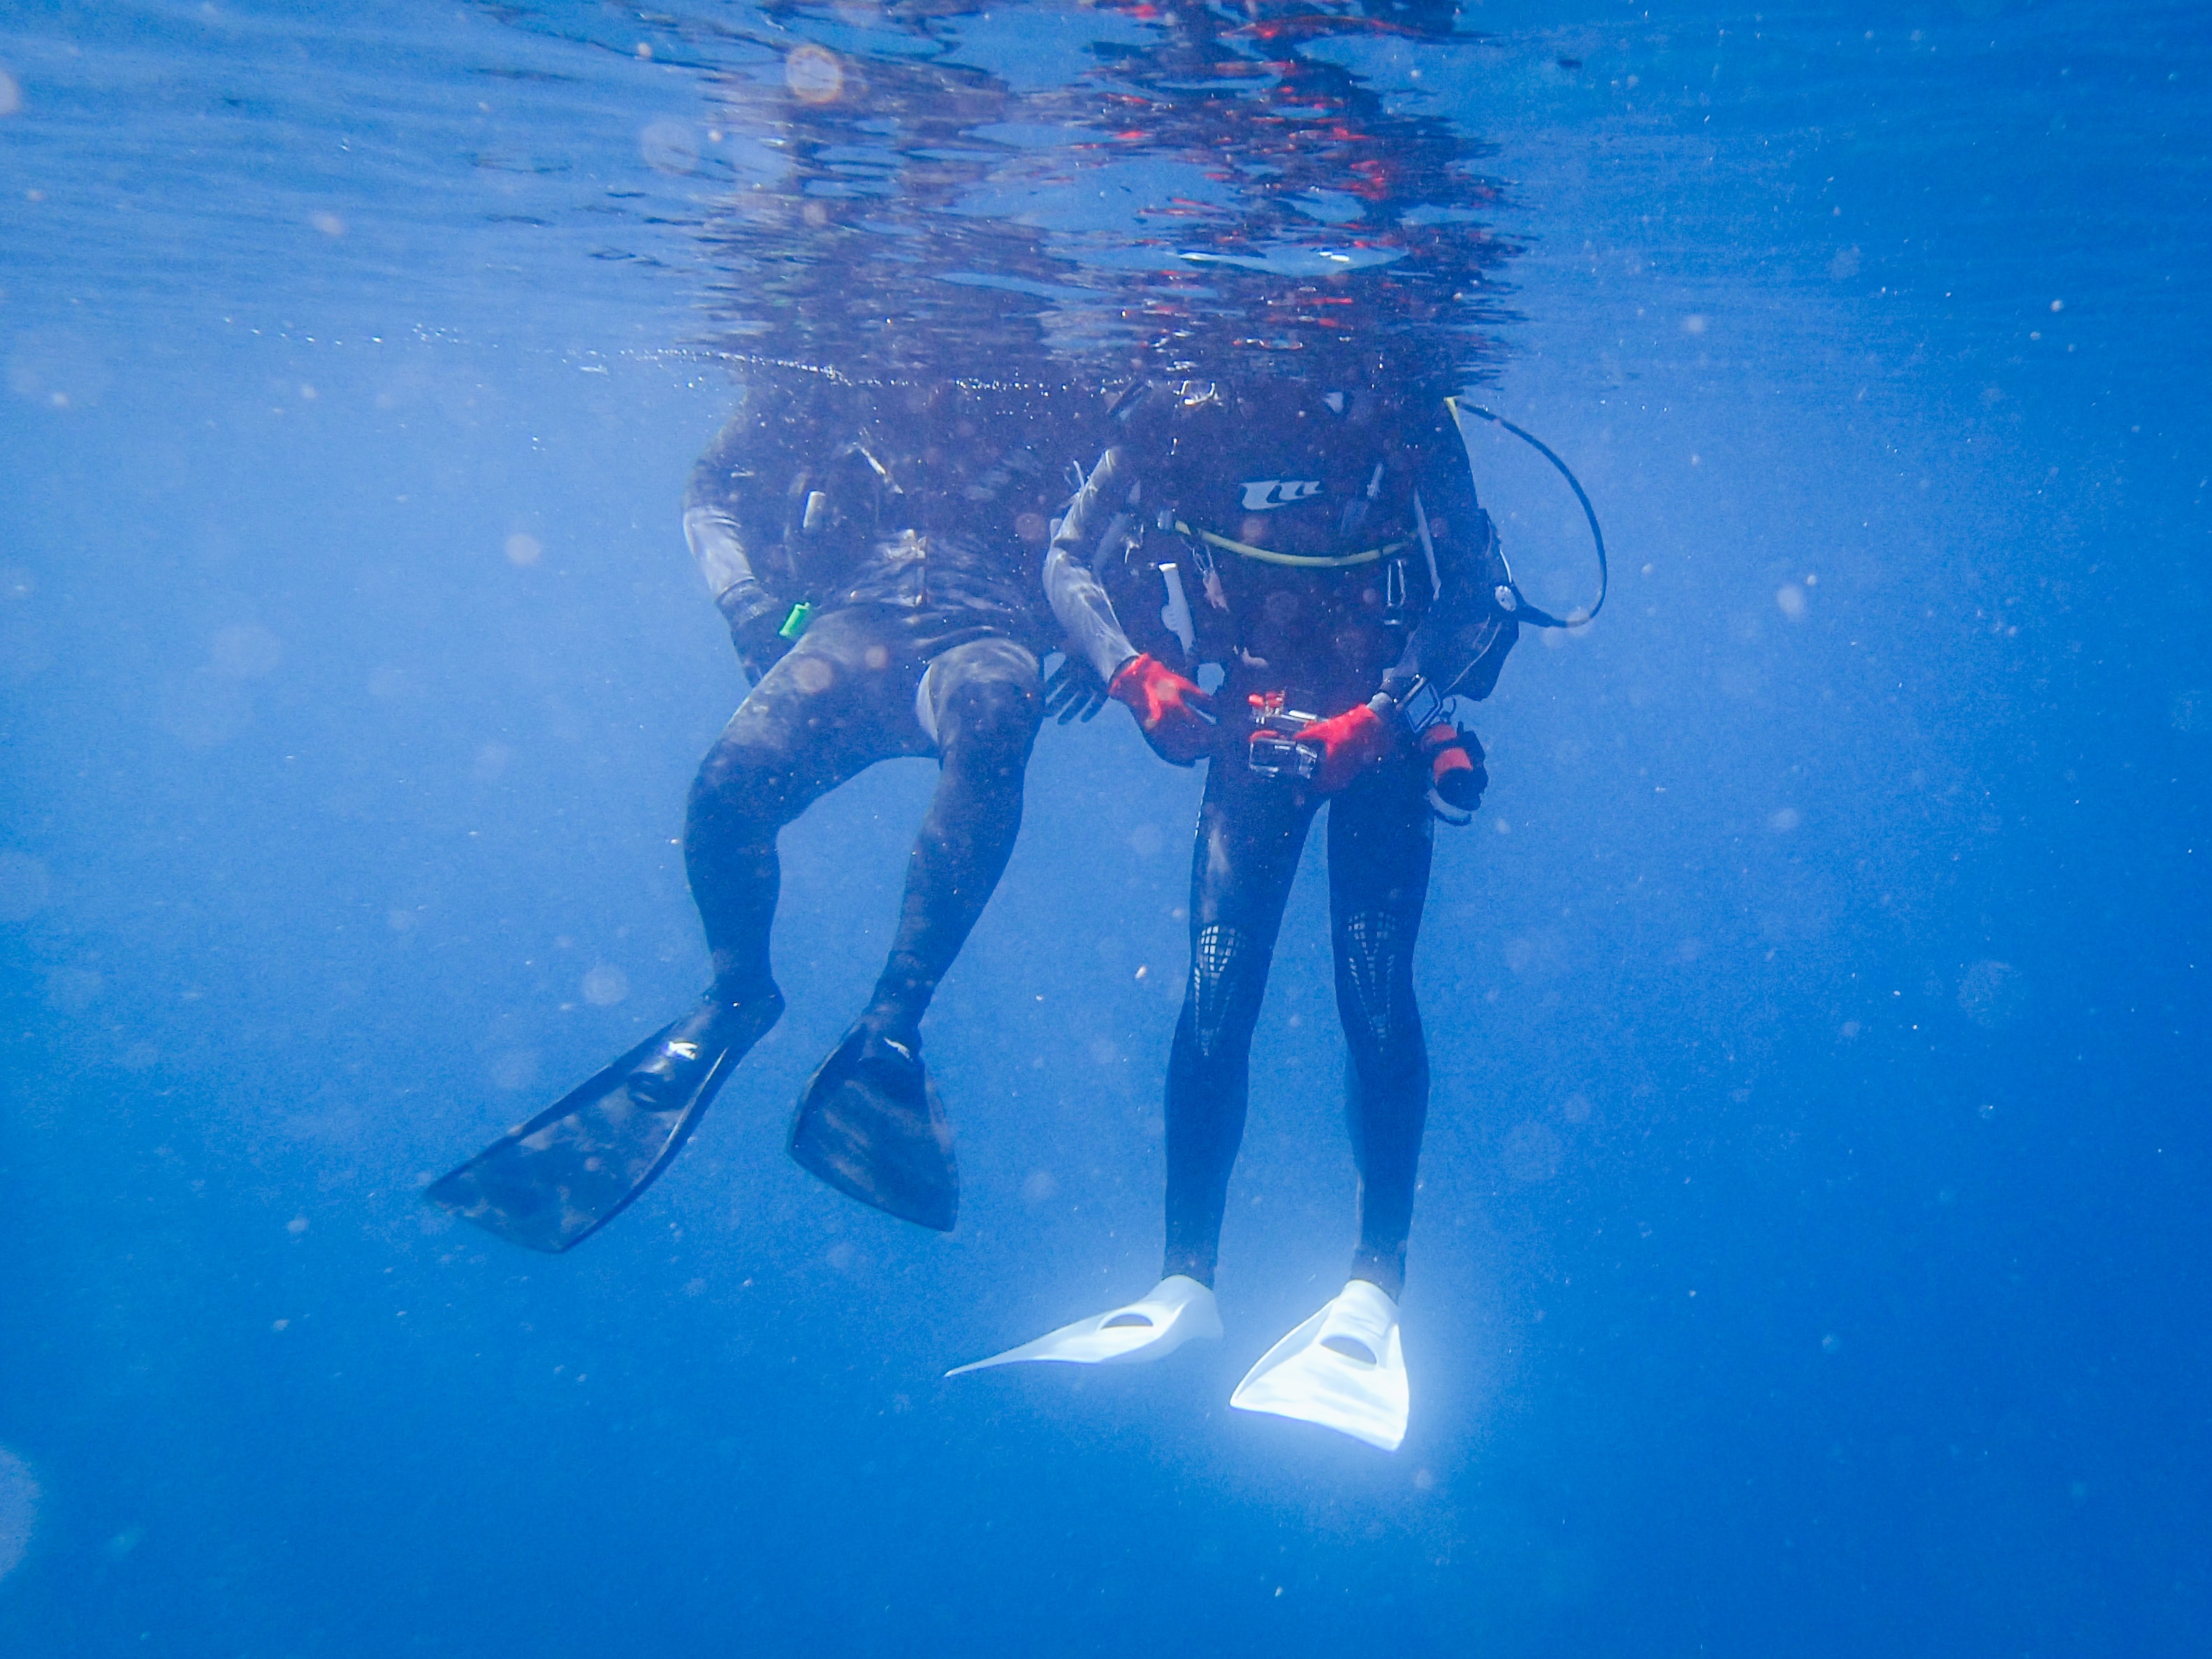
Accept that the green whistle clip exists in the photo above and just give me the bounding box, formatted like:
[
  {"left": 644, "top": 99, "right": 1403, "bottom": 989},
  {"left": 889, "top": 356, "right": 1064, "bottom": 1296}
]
[{"left": 778, "top": 601, "right": 815, "bottom": 641}]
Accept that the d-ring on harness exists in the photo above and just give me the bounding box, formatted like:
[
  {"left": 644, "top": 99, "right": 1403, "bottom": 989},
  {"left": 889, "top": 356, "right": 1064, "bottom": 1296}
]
[{"left": 1444, "top": 397, "right": 1609, "bottom": 631}]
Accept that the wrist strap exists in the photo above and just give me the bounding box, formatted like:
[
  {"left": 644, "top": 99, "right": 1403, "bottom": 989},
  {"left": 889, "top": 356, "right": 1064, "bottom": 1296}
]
[
  {"left": 1379, "top": 676, "right": 1444, "bottom": 734},
  {"left": 718, "top": 581, "right": 784, "bottom": 628}
]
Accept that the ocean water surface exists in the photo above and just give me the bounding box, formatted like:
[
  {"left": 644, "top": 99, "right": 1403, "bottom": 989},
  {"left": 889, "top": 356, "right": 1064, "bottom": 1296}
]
[{"left": 1, "top": 1, "right": 2206, "bottom": 1653}]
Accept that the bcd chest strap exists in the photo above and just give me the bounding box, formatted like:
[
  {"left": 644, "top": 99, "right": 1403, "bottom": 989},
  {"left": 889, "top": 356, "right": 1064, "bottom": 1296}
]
[{"left": 1171, "top": 518, "right": 1410, "bottom": 570}]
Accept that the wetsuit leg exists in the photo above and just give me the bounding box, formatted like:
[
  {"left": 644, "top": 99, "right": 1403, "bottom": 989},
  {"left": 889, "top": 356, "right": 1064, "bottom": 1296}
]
[
  {"left": 1325, "top": 760, "right": 1435, "bottom": 1299},
  {"left": 1162, "top": 758, "right": 1319, "bottom": 1287},
  {"left": 684, "top": 609, "right": 919, "bottom": 997},
  {"left": 860, "top": 635, "right": 1042, "bottom": 1041}
]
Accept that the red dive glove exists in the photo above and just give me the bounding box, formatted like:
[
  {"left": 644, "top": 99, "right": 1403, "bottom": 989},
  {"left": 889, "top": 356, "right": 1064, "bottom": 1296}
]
[
  {"left": 1109, "top": 653, "right": 1216, "bottom": 765},
  {"left": 1283, "top": 701, "right": 1397, "bottom": 794}
]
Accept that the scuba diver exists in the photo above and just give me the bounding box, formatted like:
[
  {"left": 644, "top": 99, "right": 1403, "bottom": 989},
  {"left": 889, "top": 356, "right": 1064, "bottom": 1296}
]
[
  {"left": 949, "top": 372, "right": 1538, "bottom": 1452},
  {"left": 428, "top": 371, "right": 1085, "bottom": 1245}
]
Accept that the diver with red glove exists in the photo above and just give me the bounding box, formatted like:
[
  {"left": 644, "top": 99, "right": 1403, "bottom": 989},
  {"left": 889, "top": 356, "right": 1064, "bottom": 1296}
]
[{"left": 996, "top": 370, "right": 1522, "bottom": 1447}]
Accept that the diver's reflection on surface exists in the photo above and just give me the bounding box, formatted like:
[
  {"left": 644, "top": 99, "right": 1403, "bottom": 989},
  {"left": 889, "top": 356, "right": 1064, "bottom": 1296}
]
[{"left": 694, "top": 0, "right": 1514, "bottom": 391}]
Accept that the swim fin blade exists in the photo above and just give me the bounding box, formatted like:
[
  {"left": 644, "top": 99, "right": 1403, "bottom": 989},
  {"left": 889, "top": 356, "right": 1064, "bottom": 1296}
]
[
  {"left": 946, "top": 1275, "right": 1221, "bottom": 1375},
  {"left": 1230, "top": 1279, "right": 1409, "bottom": 1451},
  {"left": 788, "top": 1023, "right": 957, "bottom": 1232},
  {"left": 426, "top": 1022, "right": 736, "bottom": 1253}
]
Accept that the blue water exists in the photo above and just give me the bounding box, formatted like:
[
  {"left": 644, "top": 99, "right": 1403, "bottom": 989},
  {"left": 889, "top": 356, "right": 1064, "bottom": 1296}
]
[{"left": 2, "top": 1, "right": 2206, "bottom": 1653}]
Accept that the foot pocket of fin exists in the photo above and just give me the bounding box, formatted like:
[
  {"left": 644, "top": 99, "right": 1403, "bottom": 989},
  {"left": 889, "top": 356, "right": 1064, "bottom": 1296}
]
[
  {"left": 1230, "top": 1279, "right": 1408, "bottom": 1451},
  {"left": 789, "top": 1023, "right": 959, "bottom": 1232},
  {"left": 947, "top": 1276, "right": 1221, "bottom": 1375}
]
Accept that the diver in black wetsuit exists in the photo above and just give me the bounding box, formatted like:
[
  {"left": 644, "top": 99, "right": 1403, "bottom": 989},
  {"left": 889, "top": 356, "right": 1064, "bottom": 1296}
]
[
  {"left": 657, "top": 373, "right": 1087, "bottom": 1229},
  {"left": 428, "top": 372, "right": 1082, "bottom": 1245},
  {"left": 1056, "top": 374, "right": 1516, "bottom": 1299},
  {"left": 951, "top": 373, "right": 1518, "bottom": 1447}
]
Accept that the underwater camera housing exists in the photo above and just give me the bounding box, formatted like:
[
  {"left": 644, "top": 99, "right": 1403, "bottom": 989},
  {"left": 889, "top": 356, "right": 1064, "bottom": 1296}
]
[{"left": 1246, "top": 691, "right": 1323, "bottom": 780}]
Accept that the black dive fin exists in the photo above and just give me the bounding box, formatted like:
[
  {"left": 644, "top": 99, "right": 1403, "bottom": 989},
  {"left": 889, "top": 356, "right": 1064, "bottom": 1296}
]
[
  {"left": 427, "top": 1022, "right": 735, "bottom": 1252},
  {"left": 788, "top": 1025, "right": 958, "bottom": 1232}
]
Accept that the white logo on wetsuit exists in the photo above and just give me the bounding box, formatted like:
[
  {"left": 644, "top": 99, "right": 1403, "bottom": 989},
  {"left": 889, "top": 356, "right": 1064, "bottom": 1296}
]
[{"left": 1239, "top": 479, "right": 1324, "bottom": 511}]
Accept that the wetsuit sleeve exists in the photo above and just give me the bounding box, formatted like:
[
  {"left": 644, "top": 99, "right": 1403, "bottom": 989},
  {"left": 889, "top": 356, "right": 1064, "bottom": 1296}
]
[
  {"left": 1397, "top": 411, "right": 1519, "bottom": 701},
  {"left": 683, "top": 397, "right": 787, "bottom": 632},
  {"left": 1043, "top": 443, "right": 1144, "bottom": 683}
]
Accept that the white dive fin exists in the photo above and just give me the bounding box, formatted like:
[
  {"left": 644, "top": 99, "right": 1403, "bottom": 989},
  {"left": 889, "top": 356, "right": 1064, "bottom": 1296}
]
[
  {"left": 947, "top": 1275, "right": 1222, "bottom": 1376},
  {"left": 1230, "top": 1279, "right": 1408, "bottom": 1451}
]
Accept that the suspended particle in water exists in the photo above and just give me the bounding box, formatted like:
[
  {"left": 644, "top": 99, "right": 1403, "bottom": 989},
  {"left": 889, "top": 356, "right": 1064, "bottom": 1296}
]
[
  {"left": 43, "top": 972, "right": 108, "bottom": 1028},
  {"left": 0, "top": 851, "right": 50, "bottom": 922},
  {"left": 639, "top": 119, "right": 699, "bottom": 175},
  {"left": 1500, "top": 1120, "right": 1563, "bottom": 1183},
  {"left": 581, "top": 965, "right": 629, "bottom": 1007},
  {"left": 211, "top": 622, "right": 283, "bottom": 679},
  {"left": 310, "top": 211, "right": 346, "bottom": 238},
  {"left": 1956, "top": 960, "right": 2028, "bottom": 1029},
  {"left": 0, "top": 1448, "right": 38, "bottom": 1583},
  {"left": 488, "top": 1048, "right": 539, "bottom": 1092},
  {"left": 1775, "top": 583, "right": 1807, "bottom": 620},
  {"left": 785, "top": 45, "right": 843, "bottom": 104},
  {"left": 504, "top": 532, "right": 542, "bottom": 567}
]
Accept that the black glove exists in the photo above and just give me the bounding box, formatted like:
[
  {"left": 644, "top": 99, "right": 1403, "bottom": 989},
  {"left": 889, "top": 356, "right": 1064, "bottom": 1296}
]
[
  {"left": 1042, "top": 652, "right": 1109, "bottom": 724},
  {"left": 1419, "top": 723, "right": 1488, "bottom": 824},
  {"left": 718, "top": 581, "right": 793, "bottom": 684}
]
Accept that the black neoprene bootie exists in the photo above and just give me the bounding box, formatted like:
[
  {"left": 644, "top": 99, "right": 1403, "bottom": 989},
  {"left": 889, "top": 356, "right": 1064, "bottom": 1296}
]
[{"left": 627, "top": 981, "right": 784, "bottom": 1111}]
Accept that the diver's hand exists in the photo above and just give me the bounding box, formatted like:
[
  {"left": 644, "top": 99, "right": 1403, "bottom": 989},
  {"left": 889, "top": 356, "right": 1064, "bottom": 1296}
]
[
  {"left": 1286, "top": 701, "right": 1396, "bottom": 794},
  {"left": 1420, "top": 722, "right": 1487, "bottom": 824},
  {"left": 1042, "top": 653, "right": 1109, "bottom": 724},
  {"left": 718, "top": 581, "right": 792, "bottom": 684},
  {"left": 1109, "top": 652, "right": 1216, "bottom": 765}
]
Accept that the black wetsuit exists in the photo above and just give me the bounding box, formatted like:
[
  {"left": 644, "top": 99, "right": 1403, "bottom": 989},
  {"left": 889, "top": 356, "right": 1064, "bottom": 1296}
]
[
  {"left": 1047, "top": 381, "right": 1518, "bottom": 1298},
  {"left": 681, "top": 377, "right": 1075, "bottom": 1044}
]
